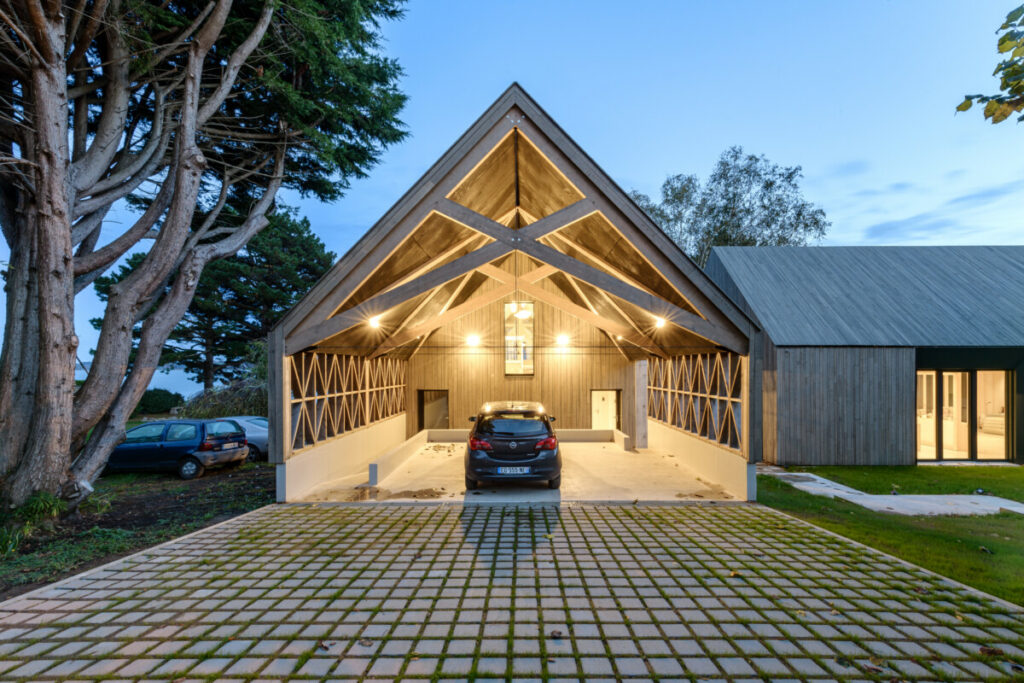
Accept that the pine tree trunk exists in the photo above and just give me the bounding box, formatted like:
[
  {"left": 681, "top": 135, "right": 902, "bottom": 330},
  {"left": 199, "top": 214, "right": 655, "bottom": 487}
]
[{"left": 0, "top": 22, "right": 76, "bottom": 507}]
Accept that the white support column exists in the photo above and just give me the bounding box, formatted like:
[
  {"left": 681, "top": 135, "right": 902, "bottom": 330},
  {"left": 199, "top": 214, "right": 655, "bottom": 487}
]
[
  {"left": 268, "top": 327, "right": 291, "bottom": 465},
  {"left": 634, "top": 360, "right": 649, "bottom": 449}
]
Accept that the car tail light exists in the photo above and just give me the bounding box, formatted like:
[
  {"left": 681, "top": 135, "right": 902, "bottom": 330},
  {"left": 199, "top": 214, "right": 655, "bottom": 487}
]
[
  {"left": 241, "top": 438, "right": 247, "bottom": 446},
  {"left": 535, "top": 436, "right": 558, "bottom": 451},
  {"left": 198, "top": 441, "right": 215, "bottom": 451},
  {"left": 469, "top": 436, "right": 492, "bottom": 451}
]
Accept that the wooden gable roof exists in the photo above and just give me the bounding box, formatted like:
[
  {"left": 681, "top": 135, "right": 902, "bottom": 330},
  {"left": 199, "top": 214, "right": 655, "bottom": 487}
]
[{"left": 278, "top": 84, "right": 755, "bottom": 358}]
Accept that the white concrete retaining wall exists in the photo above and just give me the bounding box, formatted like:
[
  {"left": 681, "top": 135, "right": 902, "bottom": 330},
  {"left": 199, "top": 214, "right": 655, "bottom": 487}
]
[
  {"left": 276, "top": 414, "right": 406, "bottom": 502},
  {"left": 368, "top": 430, "right": 429, "bottom": 486},
  {"left": 647, "top": 419, "right": 755, "bottom": 501},
  {"left": 425, "top": 428, "right": 627, "bottom": 446}
]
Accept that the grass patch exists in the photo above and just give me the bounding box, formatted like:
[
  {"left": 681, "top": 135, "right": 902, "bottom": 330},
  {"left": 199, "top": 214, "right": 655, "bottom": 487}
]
[
  {"left": 790, "top": 464, "right": 1024, "bottom": 502},
  {"left": 758, "top": 475, "right": 1024, "bottom": 606},
  {"left": 0, "top": 463, "right": 274, "bottom": 599}
]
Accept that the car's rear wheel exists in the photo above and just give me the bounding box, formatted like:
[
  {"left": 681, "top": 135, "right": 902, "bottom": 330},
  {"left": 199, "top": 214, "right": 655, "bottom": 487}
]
[
  {"left": 246, "top": 446, "right": 261, "bottom": 462},
  {"left": 465, "top": 475, "right": 477, "bottom": 491},
  {"left": 548, "top": 475, "right": 561, "bottom": 490},
  {"left": 179, "top": 457, "right": 205, "bottom": 480}
]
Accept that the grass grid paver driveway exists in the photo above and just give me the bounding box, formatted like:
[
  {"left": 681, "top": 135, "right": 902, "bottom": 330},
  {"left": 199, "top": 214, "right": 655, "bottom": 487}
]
[{"left": 0, "top": 502, "right": 1022, "bottom": 681}]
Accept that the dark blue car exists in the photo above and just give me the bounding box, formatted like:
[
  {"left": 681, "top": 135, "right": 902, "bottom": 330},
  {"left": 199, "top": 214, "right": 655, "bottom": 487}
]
[{"left": 107, "top": 419, "right": 249, "bottom": 479}]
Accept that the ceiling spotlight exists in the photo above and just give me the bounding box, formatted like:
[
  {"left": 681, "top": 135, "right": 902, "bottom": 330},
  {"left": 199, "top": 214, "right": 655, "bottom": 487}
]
[
  {"left": 654, "top": 317, "right": 666, "bottom": 329},
  {"left": 556, "top": 334, "right": 570, "bottom": 347},
  {"left": 368, "top": 315, "right": 382, "bottom": 328},
  {"left": 616, "top": 335, "right": 623, "bottom": 341},
  {"left": 466, "top": 334, "right": 481, "bottom": 347}
]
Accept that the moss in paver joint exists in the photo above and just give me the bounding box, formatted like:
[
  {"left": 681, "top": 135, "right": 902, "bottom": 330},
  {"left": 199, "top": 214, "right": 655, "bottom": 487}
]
[{"left": 2, "top": 503, "right": 1024, "bottom": 682}]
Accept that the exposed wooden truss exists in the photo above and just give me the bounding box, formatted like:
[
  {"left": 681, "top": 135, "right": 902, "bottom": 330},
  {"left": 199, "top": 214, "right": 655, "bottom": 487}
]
[
  {"left": 648, "top": 353, "right": 743, "bottom": 451},
  {"left": 278, "top": 86, "right": 754, "bottom": 359}
]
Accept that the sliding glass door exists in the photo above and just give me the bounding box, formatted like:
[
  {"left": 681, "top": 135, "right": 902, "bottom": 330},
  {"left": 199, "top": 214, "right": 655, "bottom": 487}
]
[{"left": 916, "top": 369, "right": 1009, "bottom": 461}]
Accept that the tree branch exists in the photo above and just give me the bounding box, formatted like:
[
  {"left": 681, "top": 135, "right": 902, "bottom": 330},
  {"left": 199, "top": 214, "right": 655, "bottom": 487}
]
[
  {"left": 196, "top": 0, "right": 275, "bottom": 125},
  {"left": 73, "top": 174, "right": 175, "bottom": 278},
  {"left": 71, "top": 4, "right": 133, "bottom": 193}
]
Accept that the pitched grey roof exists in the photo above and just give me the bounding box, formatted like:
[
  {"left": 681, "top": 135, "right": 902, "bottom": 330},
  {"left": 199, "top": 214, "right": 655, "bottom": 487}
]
[{"left": 704, "top": 246, "right": 1024, "bottom": 347}]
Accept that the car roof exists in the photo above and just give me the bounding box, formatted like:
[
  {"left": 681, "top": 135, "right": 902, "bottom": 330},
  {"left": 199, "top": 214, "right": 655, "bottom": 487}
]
[
  {"left": 128, "top": 418, "right": 240, "bottom": 426},
  {"left": 478, "top": 401, "right": 547, "bottom": 414},
  {"left": 222, "top": 415, "right": 266, "bottom": 420}
]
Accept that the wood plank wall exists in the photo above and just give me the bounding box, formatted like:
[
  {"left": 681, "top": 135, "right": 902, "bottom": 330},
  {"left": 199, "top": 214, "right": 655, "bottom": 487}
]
[
  {"left": 775, "top": 346, "right": 915, "bottom": 465},
  {"left": 762, "top": 336, "right": 778, "bottom": 464},
  {"left": 405, "top": 296, "right": 636, "bottom": 439}
]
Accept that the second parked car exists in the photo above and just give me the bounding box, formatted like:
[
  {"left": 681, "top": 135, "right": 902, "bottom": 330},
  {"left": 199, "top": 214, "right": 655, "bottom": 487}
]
[
  {"left": 222, "top": 415, "right": 269, "bottom": 461},
  {"left": 107, "top": 419, "right": 249, "bottom": 479}
]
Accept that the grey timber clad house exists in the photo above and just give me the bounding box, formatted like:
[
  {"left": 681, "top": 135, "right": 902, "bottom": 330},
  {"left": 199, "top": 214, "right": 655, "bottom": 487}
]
[
  {"left": 705, "top": 246, "right": 1024, "bottom": 465},
  {"left": 267, "top": 84, "right": 1022, "bottom": 503},
  {"left": 268, "top": 84, "right": 764, "bottom": 502}
]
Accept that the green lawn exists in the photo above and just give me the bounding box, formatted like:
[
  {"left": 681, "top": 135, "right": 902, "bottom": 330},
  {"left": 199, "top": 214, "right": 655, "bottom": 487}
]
[
  {"left": 790, "top": 464, "right": 1024, "bottom": 502},
  {"left": 758, "top": 475, "right": 1024, "bottom": 606}
]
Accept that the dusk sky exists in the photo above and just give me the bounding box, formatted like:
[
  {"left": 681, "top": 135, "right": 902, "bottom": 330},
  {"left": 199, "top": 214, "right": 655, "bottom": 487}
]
[{"left": 2, "top": 1, "right": 1021, "bottom": 394}]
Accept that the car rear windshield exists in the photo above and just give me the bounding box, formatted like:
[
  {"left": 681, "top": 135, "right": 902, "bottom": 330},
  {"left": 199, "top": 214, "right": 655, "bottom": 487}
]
[
  {"left": 205, "top": 420, "right": 244, "bottom": 438},
  {"left": 476, "top": 413, "right": 549, "bottom": 436}
]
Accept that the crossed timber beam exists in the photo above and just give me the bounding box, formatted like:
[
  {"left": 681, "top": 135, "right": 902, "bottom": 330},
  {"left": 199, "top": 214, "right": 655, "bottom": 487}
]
[
  {"left": 286, "top": 197, "right": 747, "bottom": 355},
  {"left": 440, "top": 201, "right": 748, "bottom": 354},
  {"left": 370, "top": 263, "right": 555, "bottom": 357}
]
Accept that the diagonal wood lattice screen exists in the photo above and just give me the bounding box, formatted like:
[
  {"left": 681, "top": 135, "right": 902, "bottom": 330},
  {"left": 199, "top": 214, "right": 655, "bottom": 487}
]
[
  {"left": 289, "top": 353, "right": 406, "bottom": 452},
  {"left": 648, "top": 353, "right": 743, "bottom": 451}
]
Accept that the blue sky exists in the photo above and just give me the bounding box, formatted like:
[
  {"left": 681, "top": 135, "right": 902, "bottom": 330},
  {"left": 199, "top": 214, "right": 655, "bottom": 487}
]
[{"left": 3, "top": 1, "right": 1022, "bottom": 395}]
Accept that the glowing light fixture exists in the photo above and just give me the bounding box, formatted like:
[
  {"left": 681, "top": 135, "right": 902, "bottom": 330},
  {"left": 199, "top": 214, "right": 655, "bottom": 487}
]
[
  {"left": 654, "top": 316, "right": 666, "bottom": 329},
  {"left": 466, "top": 334, "right": 481, "bottom": 347},
  {"left": 616, "top": 335, "right": 623, "bottom": 341},
  {"left": 368, "top": 315, "right": 382, "bottom": 328},
  {"left": 555, "top": 334, "right": 570, "bottom": 347},
  {"left": 514, "top": 307, "right": 533, "bottom": 320}
]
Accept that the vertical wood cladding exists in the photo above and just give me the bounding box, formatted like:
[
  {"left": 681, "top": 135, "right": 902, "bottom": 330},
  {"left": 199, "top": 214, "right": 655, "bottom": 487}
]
[
  {"left": 774, "top": 346, "right": 915, "bottom": 465},
  {"left": 405, "top": 297, "right": 636, "bottom": 438}
]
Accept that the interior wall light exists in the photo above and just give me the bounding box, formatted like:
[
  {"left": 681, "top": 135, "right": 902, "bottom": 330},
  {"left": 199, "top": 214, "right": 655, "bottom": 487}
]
[
  {"left": 555, "top": 334, "right": 570, "bottom": 347},
  {"left": 466, "top": 334, "right": 481, "bottom": 347},
  {"left": 654, "top": 317, "right": 666, "bottom": 329}
]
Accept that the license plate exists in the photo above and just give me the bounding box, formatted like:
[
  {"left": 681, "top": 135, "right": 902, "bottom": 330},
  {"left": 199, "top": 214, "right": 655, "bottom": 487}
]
[
  {"left": 221, "top": 442, "right": 238, "bottom": 449},
  {"left": 497, "top": 466, "right": 529, "bottom": 475}
]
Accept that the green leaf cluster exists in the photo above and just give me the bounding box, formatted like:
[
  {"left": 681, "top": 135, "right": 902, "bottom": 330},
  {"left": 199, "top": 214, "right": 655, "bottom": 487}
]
[{"left": 958, "top": 4, "right": 1024, "bottom": 123}]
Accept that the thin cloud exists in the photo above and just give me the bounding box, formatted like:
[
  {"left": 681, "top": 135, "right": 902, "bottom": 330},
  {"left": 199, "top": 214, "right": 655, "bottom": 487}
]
[
  {"left": 864, "top": 212, "right": 961, "bottom": 242},
  {"left": 852, "top": 180, "right": 916, "bottom": 198},
  {"left": 944, "top": 180, "right": 1024, "bottom": 207},
  {"left": 826, "top": 160, "right": 871, "bottom": 178}
]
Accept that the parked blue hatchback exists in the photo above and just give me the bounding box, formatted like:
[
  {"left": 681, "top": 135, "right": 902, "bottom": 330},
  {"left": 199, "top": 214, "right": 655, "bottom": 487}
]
[{"left": 107, "top": 419, "right": 249, "bottom": 479}]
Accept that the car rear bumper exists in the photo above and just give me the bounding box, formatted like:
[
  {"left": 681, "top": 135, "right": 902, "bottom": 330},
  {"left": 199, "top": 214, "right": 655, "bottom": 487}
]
[
  {"left": 465, "top": 448, "right": 561, "bottom": 482},
  {"left": 196, "top": 446, "right": 249, "bottom": 468}
]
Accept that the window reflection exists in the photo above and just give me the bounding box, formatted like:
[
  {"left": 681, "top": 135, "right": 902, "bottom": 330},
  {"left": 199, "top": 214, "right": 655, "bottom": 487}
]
[
  {"left": 977, "top": 371, "right": 1007, "bottom": 460},
  {"left": 504, "top": 302, "right": 534, "bottom": 375},
  {"left": 942, "top": 371, "right": 970, "bottom": 460},
  {"left": 916, "top": 371, "right": 936, "bottom": 460}
]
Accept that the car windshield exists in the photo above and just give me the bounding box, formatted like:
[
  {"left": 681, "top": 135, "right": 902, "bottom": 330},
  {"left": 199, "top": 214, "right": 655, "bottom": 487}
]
[{"left": 476, "top": 413, "right": 548, "bottom": 436}]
